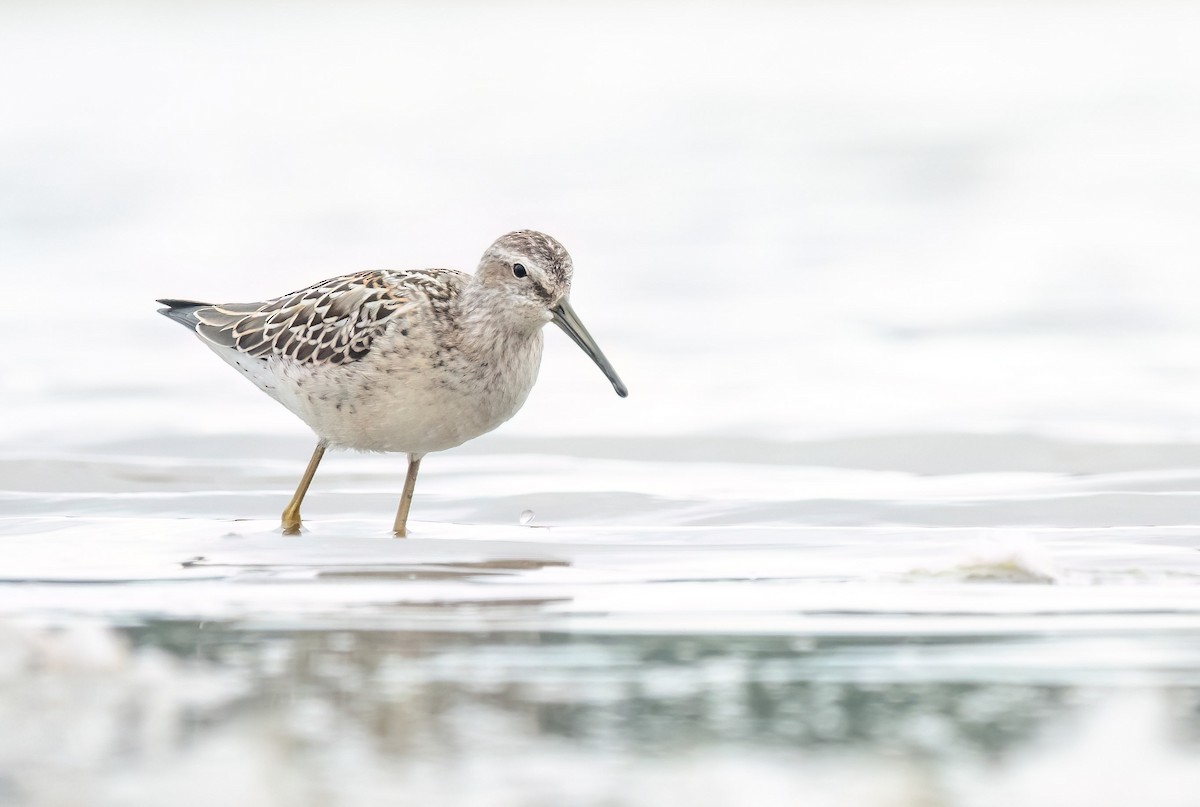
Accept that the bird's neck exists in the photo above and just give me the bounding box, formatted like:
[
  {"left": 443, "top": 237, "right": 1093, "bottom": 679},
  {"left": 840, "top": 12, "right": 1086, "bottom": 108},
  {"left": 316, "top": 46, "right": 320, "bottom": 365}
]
[{"left": 456, "top": 282, "right": 546, "bottom": 369}]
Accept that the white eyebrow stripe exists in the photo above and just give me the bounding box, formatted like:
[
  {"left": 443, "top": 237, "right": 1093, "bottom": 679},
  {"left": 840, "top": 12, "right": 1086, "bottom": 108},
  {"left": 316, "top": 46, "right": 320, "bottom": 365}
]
[{"left": 493, "top": 249, "right": 546, "bottom": 276}]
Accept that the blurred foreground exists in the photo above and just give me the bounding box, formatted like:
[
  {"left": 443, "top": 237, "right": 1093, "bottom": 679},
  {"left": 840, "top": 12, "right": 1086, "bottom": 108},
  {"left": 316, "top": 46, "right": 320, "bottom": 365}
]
[{"left": 3, "top": 0, "right": 1200, "bottom": 803}]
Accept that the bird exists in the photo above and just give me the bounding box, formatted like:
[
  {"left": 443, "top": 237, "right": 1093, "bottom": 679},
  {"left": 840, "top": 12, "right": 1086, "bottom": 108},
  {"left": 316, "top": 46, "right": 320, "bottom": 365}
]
[{"left": 157, "top": 230, "right": 627, "bottom": 537}]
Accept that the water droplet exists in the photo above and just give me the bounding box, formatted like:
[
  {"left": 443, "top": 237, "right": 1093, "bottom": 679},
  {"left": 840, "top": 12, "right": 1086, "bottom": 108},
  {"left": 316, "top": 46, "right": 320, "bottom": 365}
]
[{"left": 519, "top": 510, "right": 535, "bottom": 525}]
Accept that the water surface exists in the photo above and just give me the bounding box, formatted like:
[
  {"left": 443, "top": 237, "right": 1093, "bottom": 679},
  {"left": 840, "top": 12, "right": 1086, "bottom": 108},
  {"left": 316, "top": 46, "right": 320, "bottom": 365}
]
[{"left": 3, "top": 1, "right": 1200, "bottom": 804}]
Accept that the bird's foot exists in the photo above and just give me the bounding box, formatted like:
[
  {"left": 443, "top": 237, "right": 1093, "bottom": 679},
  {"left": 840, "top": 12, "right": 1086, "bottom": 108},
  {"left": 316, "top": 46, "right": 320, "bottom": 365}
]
[{"left": 281, "top": 510, "right": 303, "bottom": 535}]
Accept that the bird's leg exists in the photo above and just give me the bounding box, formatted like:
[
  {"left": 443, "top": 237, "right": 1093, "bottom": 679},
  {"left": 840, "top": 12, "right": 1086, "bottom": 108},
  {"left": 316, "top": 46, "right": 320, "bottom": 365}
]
[
  {"left": 281, "top": 441, "right": 327, "bottom": 535},
  {"left": 393, "top": 453, "right": 423, "bottom": 538}
]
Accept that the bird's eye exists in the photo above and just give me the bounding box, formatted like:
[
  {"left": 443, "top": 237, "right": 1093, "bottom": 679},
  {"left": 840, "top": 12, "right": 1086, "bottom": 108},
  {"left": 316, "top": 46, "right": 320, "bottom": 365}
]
[{"left": 512, "top": 263, "right": 527, "bottom": 278}]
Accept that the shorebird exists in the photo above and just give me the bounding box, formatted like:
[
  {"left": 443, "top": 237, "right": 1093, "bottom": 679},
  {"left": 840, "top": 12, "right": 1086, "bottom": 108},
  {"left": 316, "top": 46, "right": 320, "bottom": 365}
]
[{"left": 157, "top": 230, "right": 627, "bottom": 536}]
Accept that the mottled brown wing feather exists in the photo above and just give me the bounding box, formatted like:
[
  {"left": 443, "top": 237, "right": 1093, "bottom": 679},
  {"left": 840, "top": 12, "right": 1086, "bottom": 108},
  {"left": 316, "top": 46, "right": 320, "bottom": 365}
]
[{"left": 193, "top": 270, "right": 413, "bottom": 366}]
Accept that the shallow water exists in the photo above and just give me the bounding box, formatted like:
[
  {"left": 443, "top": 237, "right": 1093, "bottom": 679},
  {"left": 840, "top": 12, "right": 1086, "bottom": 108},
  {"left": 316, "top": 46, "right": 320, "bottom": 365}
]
[{"left": 4, "top": 0, "right": 1200, "bottom": 804}]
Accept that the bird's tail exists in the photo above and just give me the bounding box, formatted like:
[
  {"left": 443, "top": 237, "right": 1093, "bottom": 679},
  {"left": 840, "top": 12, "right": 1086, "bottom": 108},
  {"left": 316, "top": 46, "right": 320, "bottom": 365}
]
[{"left": 156, "top": 298, "right": 211, "bottom": 330}]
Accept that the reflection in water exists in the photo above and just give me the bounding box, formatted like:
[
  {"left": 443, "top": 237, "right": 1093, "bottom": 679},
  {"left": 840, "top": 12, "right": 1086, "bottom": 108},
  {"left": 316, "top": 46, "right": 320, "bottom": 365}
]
[
  {"left": 1, "top": 622, "right": 1198, "bottom": 806},
  {"left": 131, "top": 622, "right": 1195, "bottom": 761}
]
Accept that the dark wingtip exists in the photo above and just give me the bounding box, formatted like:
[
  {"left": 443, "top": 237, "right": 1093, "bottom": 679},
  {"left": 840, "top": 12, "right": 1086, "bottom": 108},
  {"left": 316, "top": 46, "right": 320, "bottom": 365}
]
[
  {"left": 156, "top": 298, "right": 210, "bottom": 329},
  {"left": 156, "top": 298, "right": 207, "bottom": 308}
]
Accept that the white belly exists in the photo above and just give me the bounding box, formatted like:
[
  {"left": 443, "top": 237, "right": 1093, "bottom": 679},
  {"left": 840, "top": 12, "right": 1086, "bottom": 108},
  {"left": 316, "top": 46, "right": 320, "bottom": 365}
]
[{"left": 207, "top": 332, "right": 544, "bottom": 454}]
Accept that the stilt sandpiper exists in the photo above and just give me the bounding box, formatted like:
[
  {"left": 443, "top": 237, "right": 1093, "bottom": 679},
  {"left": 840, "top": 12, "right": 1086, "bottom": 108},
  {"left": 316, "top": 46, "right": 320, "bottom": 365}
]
[{"left": 158, "top": 230, "right": 627, "bottom": 536}]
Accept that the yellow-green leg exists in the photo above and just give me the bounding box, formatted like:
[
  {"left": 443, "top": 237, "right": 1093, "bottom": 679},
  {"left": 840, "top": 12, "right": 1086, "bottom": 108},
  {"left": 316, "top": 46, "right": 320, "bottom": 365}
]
[
  {"left": 393, "top": 453, "right": 423, "bottom": 538},
  {"left": 281, "top": 441, "right": 326, "bottom": 535}
]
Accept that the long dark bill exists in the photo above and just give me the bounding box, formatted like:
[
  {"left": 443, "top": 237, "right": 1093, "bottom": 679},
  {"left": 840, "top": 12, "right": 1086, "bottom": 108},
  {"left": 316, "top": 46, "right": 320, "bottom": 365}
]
[{"left": 551, "top": 299, "right": 629, "bottom": 398}]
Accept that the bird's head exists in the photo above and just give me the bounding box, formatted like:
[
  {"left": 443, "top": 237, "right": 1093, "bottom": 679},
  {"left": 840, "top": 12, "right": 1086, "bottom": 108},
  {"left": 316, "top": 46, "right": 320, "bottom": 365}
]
[
  {"left": 477, "top": 229, "right": 573, "bottom": 316},
  {"left": 476, "top": 230, "right": 627, "bottom": 398}
]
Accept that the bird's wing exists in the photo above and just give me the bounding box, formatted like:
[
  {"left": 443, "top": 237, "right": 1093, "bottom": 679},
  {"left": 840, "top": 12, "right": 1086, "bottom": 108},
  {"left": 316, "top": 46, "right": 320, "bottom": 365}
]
[{"left": 191, "top": 270, "right": 422, "bottom": 366}]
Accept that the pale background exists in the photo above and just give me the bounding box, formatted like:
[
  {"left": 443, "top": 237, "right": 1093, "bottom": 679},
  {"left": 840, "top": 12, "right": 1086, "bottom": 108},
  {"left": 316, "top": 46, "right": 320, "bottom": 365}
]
[
  {"left": 2, "top": 2, "right": 1200, "bottom": 805},
  {"left": 4, "top": 1, "right": 1200, "bottom": 451}
]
